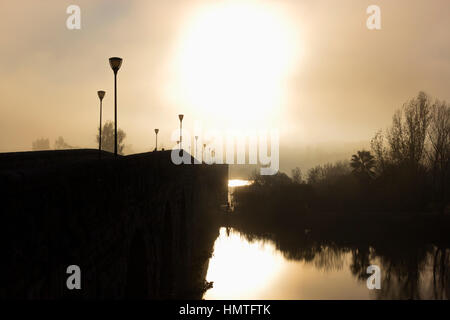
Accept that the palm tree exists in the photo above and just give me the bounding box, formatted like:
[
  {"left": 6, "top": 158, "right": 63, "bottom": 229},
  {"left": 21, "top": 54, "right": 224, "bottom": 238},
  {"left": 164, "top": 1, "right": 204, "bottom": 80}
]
[{"left": 350, "top": 150, "right": 376, "bottom": 179}]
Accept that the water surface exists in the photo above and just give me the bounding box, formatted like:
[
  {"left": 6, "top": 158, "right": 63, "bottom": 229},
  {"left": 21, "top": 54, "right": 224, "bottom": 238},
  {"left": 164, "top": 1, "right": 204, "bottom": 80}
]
[
  {"left": 204, "top": 227, "right": 448, "bottom": 300},
  {"left": 204, "top": 180, "right": 449, "bottom": 299},
  {"left": 204, "top": 228, "right": 374, "bottom": 299}
]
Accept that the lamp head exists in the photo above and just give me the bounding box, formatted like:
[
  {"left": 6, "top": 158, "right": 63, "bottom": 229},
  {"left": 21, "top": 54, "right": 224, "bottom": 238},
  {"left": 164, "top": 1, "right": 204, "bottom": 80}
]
[
  {"left": 155, "top": 129, "right": 159, "bottom": 134},
  {"left": 109, "top": 57, "right": 123, "bottom": 73},
  {"left": 97, "top": 90, "right": 105, "bottom": 100},
  {"left": 178, "top": 114, "right": 184, "bottom": 121}
]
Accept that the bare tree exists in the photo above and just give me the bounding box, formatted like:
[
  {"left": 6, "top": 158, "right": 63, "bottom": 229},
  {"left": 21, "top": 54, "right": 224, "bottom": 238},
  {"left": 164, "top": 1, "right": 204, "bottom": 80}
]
[
  {"left": 387, "top": 91, "right": 432, "bottom": 167},
  {"left": 404, "top": 91, "right": 432, "bottom": 165},
  {"left": 370, "top": 130, "right": 388, "bottom": 173},
  {"left": 387, "top": 109, "right": 406, "bottom": 164},
  {"left": 427, "top": 100, "right": 450, "bottom": 210}
]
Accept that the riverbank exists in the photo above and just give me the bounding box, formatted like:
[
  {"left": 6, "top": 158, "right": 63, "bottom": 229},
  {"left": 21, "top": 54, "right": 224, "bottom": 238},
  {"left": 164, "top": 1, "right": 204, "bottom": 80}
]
[{"left": 220, "top": 210, "right": 450, "bottom": 248}]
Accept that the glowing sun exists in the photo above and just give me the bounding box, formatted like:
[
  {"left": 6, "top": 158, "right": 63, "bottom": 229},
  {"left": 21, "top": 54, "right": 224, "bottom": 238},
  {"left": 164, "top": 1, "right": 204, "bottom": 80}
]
[{"left": 170, "top": 0, "right": 300, "bottom": 128}]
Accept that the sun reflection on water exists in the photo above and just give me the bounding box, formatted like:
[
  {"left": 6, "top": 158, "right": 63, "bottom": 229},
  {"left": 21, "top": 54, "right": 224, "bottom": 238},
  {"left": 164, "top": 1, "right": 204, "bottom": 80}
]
[
  {"left": 203, "top": 227, "right": 285, "bottom": 300},
  {"left": 228, "top": 179, "right": 253, "bottom": 187}
]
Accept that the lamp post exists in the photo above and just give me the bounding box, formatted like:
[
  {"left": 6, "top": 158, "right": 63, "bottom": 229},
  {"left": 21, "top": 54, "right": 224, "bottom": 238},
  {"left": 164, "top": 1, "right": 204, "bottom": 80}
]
[
  {"left": 195, "top": 135, "right": 198, "bottom": 159},
  {"left": 154, "top": 128, "right": 159, "bottom": 151},
  {"left": 203, "top": 143, "right": 206, "bottom": 162},
  {"left": 178, "top": 114, "right": 184, "bottom": 152},
  {"left": 97, "top": 90, "right": 105, "bottom": 158},
  {"left": 109, "top": 57, "right": 123, "bottom": 157}
]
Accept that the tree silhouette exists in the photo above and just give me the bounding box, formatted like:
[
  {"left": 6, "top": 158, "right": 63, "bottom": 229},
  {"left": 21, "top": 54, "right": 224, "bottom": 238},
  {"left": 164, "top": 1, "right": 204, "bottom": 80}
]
[
  {"left": 96, "top": 121, "right": 126, "bottom": 155},
  {"left": 54, "top": 136, "right": 73, "bottom": 150},
  {"left": 387, "top": 91, "right": 431, "bottom": 167},
  {"left": 427, "top": 100, "right": 450, "bottom": 211},
  {"left": 32, "top": 138, "right": 50, "bottom": 151},
  {"left": 291, "top": 167, "right": 304, "bottom": 184},
  {"left": 350, "top": 150, "right": 376, "bottom": 179}
]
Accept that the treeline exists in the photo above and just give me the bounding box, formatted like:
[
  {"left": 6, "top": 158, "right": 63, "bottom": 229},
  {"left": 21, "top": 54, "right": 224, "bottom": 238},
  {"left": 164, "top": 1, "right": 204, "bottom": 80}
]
[
  {"left": 31, "top": 120, "right": 130, "bottom": 154},
  {"left": 234, "top": 92, "right": 449, "bottom": 220},
  {"left": 32, "top": 136, "right": 75, "bottom": 151}
]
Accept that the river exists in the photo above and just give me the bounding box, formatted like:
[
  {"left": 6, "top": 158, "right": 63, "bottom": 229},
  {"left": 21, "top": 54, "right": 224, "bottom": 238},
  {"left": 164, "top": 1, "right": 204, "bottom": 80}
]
[{"left": 202, "top": 180, "right": 449, "bottom": 300}]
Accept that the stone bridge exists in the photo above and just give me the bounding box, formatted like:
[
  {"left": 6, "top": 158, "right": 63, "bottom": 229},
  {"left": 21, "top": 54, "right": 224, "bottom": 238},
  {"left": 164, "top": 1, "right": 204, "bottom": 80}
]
[{"left": 0, "top": 150, "right": 228, "bottom": 299}]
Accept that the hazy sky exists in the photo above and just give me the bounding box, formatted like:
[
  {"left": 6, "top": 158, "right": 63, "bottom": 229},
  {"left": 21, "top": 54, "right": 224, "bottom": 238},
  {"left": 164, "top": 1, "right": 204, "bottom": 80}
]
[{"left": 1, "top": 0, "right": 449, "bottom": 158}]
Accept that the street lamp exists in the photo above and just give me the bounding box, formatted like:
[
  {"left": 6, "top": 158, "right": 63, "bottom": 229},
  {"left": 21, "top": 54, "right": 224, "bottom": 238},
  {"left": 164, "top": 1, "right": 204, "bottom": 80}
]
[
  {"left": 178, "top": 114, "right": 184, "bottom": 152},
  {"left": 154, "top": 128, "right": 159, "bottom": 151},
  {"left": 109, "top": 57, "right": 123, "bottom": 157},
  {"left": 203, "top": 143, "right": 206, "bottom": 162},
  {"left": 195, "top": 135, "right": 198, "bottom": 159},
  {"left": 97, "top": 90, "right": 105, "bottom": 157}
]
